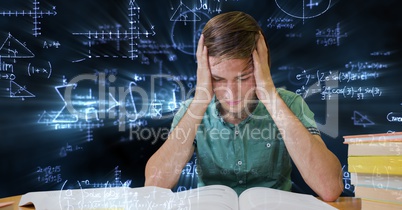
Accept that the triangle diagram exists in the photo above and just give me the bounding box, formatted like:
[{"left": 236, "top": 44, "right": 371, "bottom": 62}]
[
  {"left": 38, "top": 110, "right": 55, "bottom": 124},
  {"left": 0, "top": 33, "right": 35, "bottom": 59},
  {"left": 352, "top": 111, "right": 374, "bottom": 127},
  {"left": 9, "top": 80, "right": 35, "bottom": 98},
  {"left": 170, "top": 2, "right": 201, "bottom": 22}
]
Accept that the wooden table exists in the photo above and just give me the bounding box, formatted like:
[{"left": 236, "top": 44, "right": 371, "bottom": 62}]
[
  {"left": 319, "top": 197, "right": 361, "bottom": 210},
  {"left": 1, "top": 195, "right": 361, "bottom": 210},
  {"left": 0, "top": 195, "right": 34, "bottom": 210}
]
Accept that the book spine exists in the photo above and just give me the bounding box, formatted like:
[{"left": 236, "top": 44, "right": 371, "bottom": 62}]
[
  {"left": 351, "top": 173, "right": 402, "bottom": 189},
  {"left": 343, "top": 132, "right": 402, "bottom": 141},
  {"left": 344, "top": 138, "right": 402, "bottom": 144},
  {"left": 355, "top": 186, "right": 402, "bottom": 204},
  {"left": 348, "top": 156, "right": 402, "bottom": 175},
  {"left": 348, "top": 142, "right": 402, "bottom": 156}
]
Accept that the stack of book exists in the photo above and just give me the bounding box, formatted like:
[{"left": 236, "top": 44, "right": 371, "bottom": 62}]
[{"left": 344, "top": 131, "right": 402, "bottom": 209}]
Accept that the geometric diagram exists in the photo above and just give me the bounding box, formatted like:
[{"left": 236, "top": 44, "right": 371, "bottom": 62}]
[
  {"left": 170, "top": 2, "right": 211, "bottom": 56},
  {"left": 351, "top": 111, "right": 375, "bottom": 127},
  {"left": 170, "top": 1, "right": 202, "bottom": 22},
  {"left": 275, "top": 0, "right": 332, "bottom": 23},
  {"left": 0, "top": 33, "right": 36, "bottom": 100},
  {"left": 0, "top": 0, "right": 57, "bottom": 37},
  {"left": 72, "top": 0, "right": 155, "bottom": 62},
  {"left": 316, "top": 22, "right": 347, "bottom": 46},
  {"left": 0, "top": 33, "right": 35, "bottom": 60},
  {"left": 7, "top": 80, "right": 36, "bottom": 99}
]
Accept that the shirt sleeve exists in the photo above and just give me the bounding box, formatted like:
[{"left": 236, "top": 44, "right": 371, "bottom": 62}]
[
  {"left": 169, "top": 98, "right": 198, "bottom": 146},
  {"left": 279, "top": 89, "right": 321, "bottom": 136},
  {"left": 170, "top": 100, "right": 190, "bottom": 132},
  {"left": 292, "top": 95, "right": 321, "bottom": 136}
]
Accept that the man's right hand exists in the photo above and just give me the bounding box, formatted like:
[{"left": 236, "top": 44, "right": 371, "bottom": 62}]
[{"left": 194, "top": 34, "right": 213, "bottom": 105}]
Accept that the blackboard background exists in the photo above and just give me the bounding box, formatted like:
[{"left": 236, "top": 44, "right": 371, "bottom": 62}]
[{"left": 1, "top": 0, "right": 401, "bottom": 198}]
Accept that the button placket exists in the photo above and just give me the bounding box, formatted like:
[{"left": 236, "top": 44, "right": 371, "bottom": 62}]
[{"left": 233, "top": 125, "right": 245, "bottom": 185}]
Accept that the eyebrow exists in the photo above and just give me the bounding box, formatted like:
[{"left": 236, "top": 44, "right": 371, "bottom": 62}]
[
  {"left": 237, "top": 60, "right": 254, "bottom": 77},
  {"left": 212, "top": 70, "right": 253, "bottom": 80},
  {"left": 238, "top": 71, "right": 253, "bottom": 78},
  {"left": 212, "top": 60, "right": 254, "bottom": 79}
]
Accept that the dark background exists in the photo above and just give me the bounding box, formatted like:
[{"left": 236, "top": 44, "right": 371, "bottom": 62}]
[{"left": 1, "top": 0, "right": 401, "bottom": 198}]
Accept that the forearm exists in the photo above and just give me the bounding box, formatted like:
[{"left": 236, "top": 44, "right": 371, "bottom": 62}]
[
  {"left": 263, "top": 89, "right": 343, "bottom": 201},
  {"left": 144, "top": 100, "right": 208, "bottom": 188}
]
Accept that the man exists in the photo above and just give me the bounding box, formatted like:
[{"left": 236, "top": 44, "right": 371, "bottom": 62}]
[{"left": 145, "top": 11, "right": 343, "bottom": 201}]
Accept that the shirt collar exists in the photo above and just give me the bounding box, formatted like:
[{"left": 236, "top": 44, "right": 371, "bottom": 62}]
[{"left": 210, "top": 95, "right": 263, "bottom": 127}]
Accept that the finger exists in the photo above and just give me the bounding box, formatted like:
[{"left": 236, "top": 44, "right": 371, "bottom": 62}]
[
  {"left": 196, "top": 35, "right": 210, "bottom": 72},
  {"left": 256, "top": 34, "right": 267, "bottom": 57},
  {"left": 200, "top": 46, "right": 210, "bottom": 73},
  {"left": 196, "top": 34, "right": 205, "bottom": 59},
  {"left": 252, "top": 49, "right": 261, "bottom": 72},
  {"left": 255, "top": 33, "right": 270, "bottom": 69}
]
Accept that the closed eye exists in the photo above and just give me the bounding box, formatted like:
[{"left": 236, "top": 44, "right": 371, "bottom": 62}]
[
  {"left": 237, "top": 72, "right": 253, "bottom": 81},
  {"left": 212, "top": 77, "right": 223, "bottom": 82},
  {"left": 238, "top": 76, "right": 250, "bottom": 81}
]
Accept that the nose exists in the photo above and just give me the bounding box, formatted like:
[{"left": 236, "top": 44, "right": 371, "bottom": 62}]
[{"left": 224, "top": 81, "right": 239, "bottom": 99}]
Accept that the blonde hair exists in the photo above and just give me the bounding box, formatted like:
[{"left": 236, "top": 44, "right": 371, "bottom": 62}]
[{"left": 202, "top": 11, "right": 270, "bottom": 67}]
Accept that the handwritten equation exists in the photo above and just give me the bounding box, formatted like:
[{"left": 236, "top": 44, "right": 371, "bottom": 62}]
[
  {"left": 295, "top": 69, "right": 380, "bottom": 86},
  {"left": 297, "top": 85, "right": 382, "bottom": 100},
  {"left": 37, "top": 165, "right": 63, "bottom": 184},
  {"left": 342, "top": 165, "right": 354, "bottom": 193},
  {"left": 316, "top": 23, "right": 347, "bottom": 46},
  {"left": 287, "top": 60, "right": 387, "bottom": 100},
  {"left": 267, "top": 17, "right": 295, "bottom": 29}
]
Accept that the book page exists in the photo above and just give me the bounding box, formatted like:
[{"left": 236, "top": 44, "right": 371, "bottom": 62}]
[
  {"left": 19, "top": 185, "right": 239, "bottom": 210},
  {"left": 20, "top": 187, "right": 177, "bottom": 210},
  {"left": 183, "top": 185, "right": 239, "bottom": 210},
  {"left": 238, "top": 187, "right": 337, "bottom": 210}
]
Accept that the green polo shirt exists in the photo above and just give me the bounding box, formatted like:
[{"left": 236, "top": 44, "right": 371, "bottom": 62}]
[{"left": 170, "top": 88, "right": 320, "bottom": 195}]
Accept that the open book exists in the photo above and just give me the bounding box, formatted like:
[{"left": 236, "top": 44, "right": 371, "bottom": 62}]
[{"left": 19, "top": 185, "right": 337, "bottom": 210}]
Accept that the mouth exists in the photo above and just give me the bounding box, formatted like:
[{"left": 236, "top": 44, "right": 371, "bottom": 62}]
[{"left": 226, "top": 100, "right": 241, "bottom": 106}]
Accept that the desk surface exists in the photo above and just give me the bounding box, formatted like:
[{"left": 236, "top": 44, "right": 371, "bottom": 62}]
[{"left": 0, "top": 195, "right": 361, "bottom": 210}]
